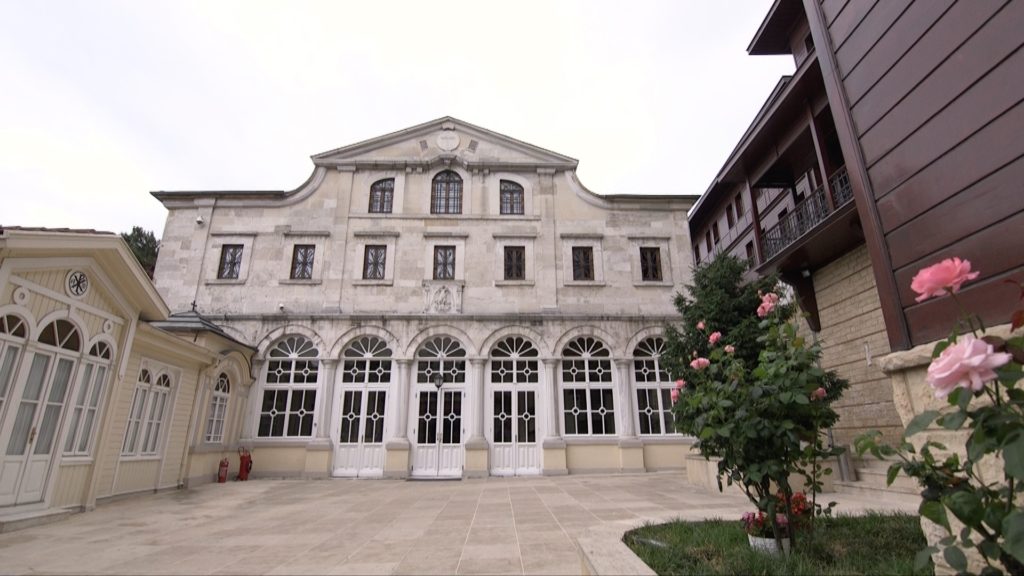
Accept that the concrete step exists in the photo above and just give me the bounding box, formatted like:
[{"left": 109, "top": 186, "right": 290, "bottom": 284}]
[
  {"left": 834, "top": 479, "right": 919, "bottom": 504},
  {"left": 0, "top": 507, "right": 77, "bottom": 534},
  {"left": 853, "top": 465, "right": 920, "bottom": 492}
]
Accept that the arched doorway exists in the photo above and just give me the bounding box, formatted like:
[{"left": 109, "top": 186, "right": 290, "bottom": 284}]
[
  {"left": 334, "top": 336, "right": 391, "bottom": 478},
  {"left": 411, "top": 336, "right": 465, "bottom": 478},
  {"left": 488, "top": 336, "right": 540, "bottom": 476}
]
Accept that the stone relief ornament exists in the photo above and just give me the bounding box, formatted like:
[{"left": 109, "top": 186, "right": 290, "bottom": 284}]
[{"left": 423, "top": 283, "right": 463, "bottom": 313}]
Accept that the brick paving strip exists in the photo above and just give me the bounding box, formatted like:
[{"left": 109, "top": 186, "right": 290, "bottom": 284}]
[{"left": 0, "top": 473, "right": 918, "bottom": 575}]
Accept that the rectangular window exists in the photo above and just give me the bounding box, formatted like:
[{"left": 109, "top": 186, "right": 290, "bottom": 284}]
[
  {"left": 433, "top": 246, "right": 456, "bottom": 280},
  {"left": 571, "top": 246, "right": 594, "bottom": 281},
  {"left": 258, "top": 389, "right": 316, "bottom": 438},
  {"left": 636, "top": 389, "right": 676, "bottom": 436},
  {"left": 500, "top": 182, "right": 525, "bottom": 215},
  {"left": 290, "top": 244, "right": 315, "bottom": 280},
  {"left": 363, "top": 245, "right": 386, "bottom": 280},
  {"left": 217, "top": 245, "right": 243, "bottom": 279},
  {"left": 561, "top": 389, "right": 616, "bottom": 435},
  {"left": 63, "top": 362, "right": 108, "bottom": 456},
  {"left": 735, "top": 193, "right": 744, "bottom": 215},
  {"left": 705, "top": 231, "right": 712, "bottom": 252},
  {"left": 205, "top": 394, "right": 228, "bottom": 444},
  {"left": 693, "top": 247, "right": 701, "bottom": 265},
  {"left": 369, "top": 179, "right": 394, "bottom": 213},
  {"left": 726, "top": 204, "right": 735, "bottom": 228},
  {"left": 745, "top": 241, "right": 756, "bottom": 267},
  {"left": 122, "top": 368, "right": 173, "bottom": 457},
  {"left": 712, "top": 222, "right": 720, "bottom": 244},
  {"left": 639, "top": 247, "right": 663, "bottom": 282},
  {"left": 503, "top": 246, "right": 525, "bottom": 280}
]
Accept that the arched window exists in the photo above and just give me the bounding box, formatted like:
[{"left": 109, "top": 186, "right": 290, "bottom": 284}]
[
  {"left": 64, "top": 340, "right": 113, "bottom": 456},
  {"left": 490, "top": 337, "right": 538, "bottom": 384},
  {"left": 37, "top": 319, "right": 80, "bottom": 352},
  {"left": 259, "top": 336, "right": 320, "bottom": 438},
  {"left": 416, "top": 336, "right": 466, "bottom": 385},
  {"left": 122, "top": 365, "right": 176, "bottom": 456},
  {"left": 205, "top": 373, "right": 231, "bottom": 443},
  {"left": 632, "top": 337, "right": 677, "bottom": 436},
  {"left": 0, "top": 314, "right": 28, "bottom": 423},
  {"left": 499, "top": 180, "right": 524, "bottom": 215},
  {"left": 560, "top": 336, "right": 615, "bottom": 436},
  {"left": 490, "top": 337, "right": 539, "bottom": 446},
  {"left": 431, "top": 171, "right": 463, "bottom": 215},
  {"left": 339, "top": 336, "right": 392, "bottom": 445},
  {"left": 369, "top": 178, "right": 394, "bottom": 214}
]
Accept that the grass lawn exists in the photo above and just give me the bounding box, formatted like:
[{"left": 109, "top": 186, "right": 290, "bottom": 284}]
[{"left": 624, "top": 512, "right": 931, "bottom": 575}]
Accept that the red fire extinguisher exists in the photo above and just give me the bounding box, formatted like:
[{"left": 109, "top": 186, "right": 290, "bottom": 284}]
[
  {"left": 217, "top": 458, "right": 229, "bottom": 483},
  {"left": 238, "top": 448, "right": 252, "bottom": 481}
]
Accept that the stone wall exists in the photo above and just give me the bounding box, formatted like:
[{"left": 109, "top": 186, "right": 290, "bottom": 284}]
[{"left": 812, "top": 244, "right": 903, "bottom": 445}]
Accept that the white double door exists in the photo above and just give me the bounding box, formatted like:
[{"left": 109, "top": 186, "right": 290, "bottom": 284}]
[
  {"left": 410, "top": 388, "right": 463, "bottom": 478},
  {"left": 0, "top": 350, "right": 75, "bottom": 507},
  {"left": 488, "top": 387, "right": 540, "bottom": 476},
  {"left": 333, "top": 387, "right": 387, "bottom": 478}
]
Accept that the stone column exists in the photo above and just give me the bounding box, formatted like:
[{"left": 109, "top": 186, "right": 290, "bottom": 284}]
[
  {"left": 463, "top": 358, "right": 488, "bottom": 478},
  {"left": 616, "top": 359, "right": 644, "bottom": 473},
  {"left": 384, "top": 359, "right": 411, "bottom": 478},
  {"left": 242, "top": 359, "right": 265, "bottom": 441},
  {"left": 317, "top": 360, "right": 338, "bottom": 441},
  {"left": 541, "top": 358, "right": 567, "bottom": 475}
]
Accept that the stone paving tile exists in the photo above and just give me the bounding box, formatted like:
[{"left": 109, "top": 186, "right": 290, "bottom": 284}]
[{"left": 0, "top": 472, "right": 919, "bottom": 575}]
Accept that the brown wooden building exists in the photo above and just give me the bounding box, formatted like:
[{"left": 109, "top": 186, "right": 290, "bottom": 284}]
[{"left": 690, "top": 0, "right": 1024, "bottom": 450}]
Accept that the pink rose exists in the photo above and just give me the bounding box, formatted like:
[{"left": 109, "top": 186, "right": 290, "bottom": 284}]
[
  {"left": 690, "top": 357, "right": 710, "bottom": 370},
  {"left": 810, "top": 387, "right": 826, "bottom": 401},
  {"left": 670, "top": 388, "right": 679, "bottom": 404},
  {"left": 927, "top": 336, "right": 1012, "bottom": 398},
  {"left": 674, "top": 378, "right": 686, "bottom": 389},
  {"left": 696, "top": 320, "right": 706, "bottom": 331},
  {"left": 757, "top": 292, "right": 780, "bottom": 318},
  {"left": 724, "top": 345, "right": 735, "bottom": 354},
  {"left": 911, "top": 257, "right": 979, "bottom": 302},
  {"left": 708, "top": 331, "right": 722, "bottom": 345}
]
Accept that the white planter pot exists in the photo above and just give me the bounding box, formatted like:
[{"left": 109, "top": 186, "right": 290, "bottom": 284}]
[{"left": 747, "top": 534, "right": 791, "bottom": 555}]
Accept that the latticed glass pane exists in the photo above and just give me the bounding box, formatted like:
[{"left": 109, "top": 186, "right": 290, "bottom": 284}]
[
  {"left": 431, "top": 171, "right": 462, "bottom": 214},
  {"left": 493, "top": 390, "right": 513, "bottom": 444},
  {"left": 417, "top": 336, "right": 466, "bottom": 384},
  {"left": 363, "top": 245, "right": 386, "bottom": 280},
  {"left": 589, "top": 388, "right": 615, "bottom": 435},
  {"left": 442, "top": 390, "right": 461, "bottom": 444},
  {"left": 562, "top": 389, "right": 588, "bottom": 435},
  {"left": 417, "top": 391, "right": 438, "bottom": 444},
  {"left": 0, "top": 314, "right": 27, "bottom": 338},
  {"left": 640, "top": 247, "right": 662, "bottom": 282},
  {"left": 636, "top": 389, "right": 661, "bottom": 435},
  {"left": 218, "top": 245, "right": 243, "bottom": 279},
  {"left": 433, "top": 246, "right": 455, "bottom": 280},
  {"left": 267, "top": 337, "right": 320, "bottom": 386},
  {"left": 633, "top": 337, "right": 671, "bottom": 381},
  {"left": 571, "top": 247, "right": 594, "bottom": 281},
  {"left": 205, "top": 373, "right": 230, "bottom": 443},
  {"left": 369, "top": 179, "right": 394, "bottom": 213},
  {"left": 8, "top": 354, "right": 48, "bottom": 456},
  {"left": 342, "top": 336, "right": 393, "bottom": 384},
  {"left": 286, "top": 389, "right": 316, "bottom": 436},
  {"left": 660, "top": 389, "right": 676, "bottom": 433},
  {"left": 88, "top": 341, "right": 111, "bottom": 359},
  {"left": 490, "top": 337, "right": 538, "bottom": 384},
  {"left": 632, "top": 337, "right": 677, "bottom": 436},
  {"left": 561, "top": 336, "right": 614, "bottom": 435},
  {"left": 517, "top": 390, "right": 536, "bottom": 443},
  {"left": 38, "top": 320, "right": 80, "bottom": 351},
  {"left": 0, "top": 344, "right": 22, "bottom": 408},
  {"left": 499, "top": 180, "right": 524, "bottom": 215},
  {"left": 339, "top": 390, "right": 362, "bottom": 444},
  {"left": 363, "top": 390, "right": 387, "bottom": 443},
  {"left": 258, "top": 389, "right": 288, "bottom": 437},
  {"left": 291, "top": 245, "right": 315, "bottom": 280},
  {"left": 503, "top": 246, "right": 525, "bottom": 280}
]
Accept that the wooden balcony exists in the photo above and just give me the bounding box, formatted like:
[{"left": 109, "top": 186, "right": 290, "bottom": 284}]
[{"left": 761, "top": 166, "right": 853, "bottom": 261}]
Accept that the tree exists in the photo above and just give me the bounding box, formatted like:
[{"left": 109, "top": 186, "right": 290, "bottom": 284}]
[
  {"left": 662, "top": 255, "right": 785, "bottom": 380},
  {"left": 121, "top": 226, "right": 159, "bottom": 279}
]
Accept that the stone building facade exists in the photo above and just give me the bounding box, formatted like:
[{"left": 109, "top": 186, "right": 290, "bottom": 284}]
[{"left": 152, "top": 118, "right": 698, "bottom": 479}]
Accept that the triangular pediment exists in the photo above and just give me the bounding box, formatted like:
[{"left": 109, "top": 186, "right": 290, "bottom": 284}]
[{"left": 311, "top": 117, "right": 578, "bottom": 170}]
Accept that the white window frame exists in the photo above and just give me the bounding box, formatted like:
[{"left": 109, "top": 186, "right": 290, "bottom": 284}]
[
  {"left": 122, "top": 361, "right": 176, "bottom": 458},
  {"left": 0, "top": 314, "right": 29, "bottom": 428},
  {"left": 204, "top": 373, "right": 231, "bottom": 444},
  {"left": 559, "top": 336, "right": 616, "bottom": 436},
  {"left": 62, "top": 341, "right": 113, "bottom": 458},
  {"left": 257, "top": 336, "right": 321, "bottom": 439},
  {"left": 631, "top": 337, "right": 679, "bottom": 437}
]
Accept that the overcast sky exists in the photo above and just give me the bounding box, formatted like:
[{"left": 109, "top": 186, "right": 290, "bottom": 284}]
[{"left": 0, "top": 0, "right": 792, "bottom": 238}]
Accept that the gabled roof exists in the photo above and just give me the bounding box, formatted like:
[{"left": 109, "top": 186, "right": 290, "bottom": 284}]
[
  {"left": 150, "top": 310, "right": 255, "bottom": 351},
  {"left": 310, "top": 116, "right": 579, "bottom": 169},
  {"left": 748, "top": 0, "right": 804, "bottom": 55},
  {"left": 0, "top": 226, "right": 169, "bottom": 321}
]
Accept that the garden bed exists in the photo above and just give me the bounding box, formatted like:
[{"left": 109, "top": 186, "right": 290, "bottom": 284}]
[{"left": 624, "top": 512, "right": 930, "bottom": 575}]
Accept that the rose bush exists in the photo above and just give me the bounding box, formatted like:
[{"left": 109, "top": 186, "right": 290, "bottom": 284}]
[{"left": 856, "top": 259, "right": 1024, "bottom": 575}]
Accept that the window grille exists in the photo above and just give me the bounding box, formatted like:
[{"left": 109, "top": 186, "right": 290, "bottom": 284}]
[
  {"left": 571, "top": 247, "right": 594, "bottom": 281},
  {"left": 258, "top": 336, "right": 320, "bottom": 438},
  {"left": 416, "top": 336, "right": 466, "bottom": 385},
  {"left": 639, "top": 247, "right": 662, "bottom": 282},
  {"left": 218, "top": 245, "right": 243, "bottom": 279},
  {"left": 503, "top": 246, "right": 525, "bottom": 281},
  {"left": 363, "top": 245, "right": 386, "bottom": 280},
  {"left": 369, "top": 178, "right": 394, "bottom": 213},
  {"left": 434, "top": 246, "right": 456, "bottom": 280},
  {"left": 290, "top": 245, "right": 315, "bottom": 280},
  {"left": 560, "top": 337, "right": 615, "bottom": 435},
  {"left": 499, "top": 180, "right": 524, "bottom": 215},
  {"left": 430, "top": 171, "right": 463, "bottom": 214}
]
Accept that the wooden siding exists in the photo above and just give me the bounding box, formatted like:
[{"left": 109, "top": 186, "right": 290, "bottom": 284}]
[
  {"left": 825, "top": 0, "right": 1024, "bottom": 346},
  {"left": 51, "top": 463, "right": 92, "bottom": 508}
]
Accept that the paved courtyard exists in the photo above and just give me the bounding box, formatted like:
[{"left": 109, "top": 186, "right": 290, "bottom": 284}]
[{"left": 0, "top": 473, "right": 917, "bottom": 575}]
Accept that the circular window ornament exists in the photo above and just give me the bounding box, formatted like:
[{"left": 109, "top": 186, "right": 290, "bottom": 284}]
[
  {"left": 12, "top": 286, "right": 29, "bottom": 305},
  {"left": 436, "top": 132, "right": 460, "bottom": 151},
  {"left": 66, "top": 270, "right": 90, "bottom": 299}
]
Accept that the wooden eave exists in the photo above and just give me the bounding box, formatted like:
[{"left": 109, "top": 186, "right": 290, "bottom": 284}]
[{"left": 747, "top": 0, "right": 803, "bottom": 55}]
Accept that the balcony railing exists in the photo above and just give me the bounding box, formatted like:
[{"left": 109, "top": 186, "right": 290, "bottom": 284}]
[{"left": 761, "top": 166, "right": 854, "bottom": 262}]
